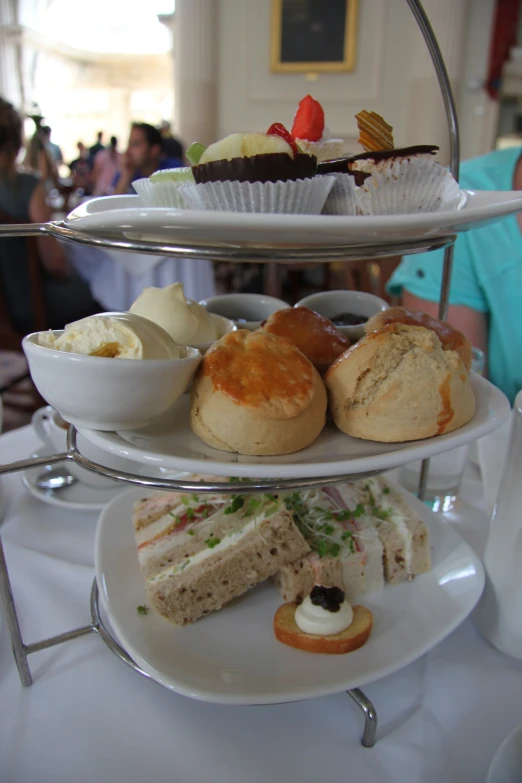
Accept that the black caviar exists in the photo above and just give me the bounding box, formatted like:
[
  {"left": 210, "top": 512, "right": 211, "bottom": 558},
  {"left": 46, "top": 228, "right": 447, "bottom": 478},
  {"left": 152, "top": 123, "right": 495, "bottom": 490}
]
[{"left": 310, "top": 585, "right": 345, "bottom": 613}]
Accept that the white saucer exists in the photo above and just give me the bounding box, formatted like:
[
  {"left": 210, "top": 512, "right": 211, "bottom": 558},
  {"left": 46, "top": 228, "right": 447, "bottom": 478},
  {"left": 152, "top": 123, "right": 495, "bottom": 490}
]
[
  {"left": 22, "top": 448, "right": 126, "bottom": 512},
  {"left": 486, "top": 724, "right": 522, "bottom": 783}
]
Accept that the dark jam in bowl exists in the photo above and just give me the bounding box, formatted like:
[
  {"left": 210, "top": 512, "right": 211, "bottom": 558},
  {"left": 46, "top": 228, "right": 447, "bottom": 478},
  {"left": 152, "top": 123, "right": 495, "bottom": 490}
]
[{"left": 331, "top": 312, "right": 368, "bottom": 327}]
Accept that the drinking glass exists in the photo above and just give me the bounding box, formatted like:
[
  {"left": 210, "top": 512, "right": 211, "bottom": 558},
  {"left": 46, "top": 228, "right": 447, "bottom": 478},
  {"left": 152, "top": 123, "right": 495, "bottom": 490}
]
[{"left": 398, "top": 347, "right": 484, "bottom": 511}]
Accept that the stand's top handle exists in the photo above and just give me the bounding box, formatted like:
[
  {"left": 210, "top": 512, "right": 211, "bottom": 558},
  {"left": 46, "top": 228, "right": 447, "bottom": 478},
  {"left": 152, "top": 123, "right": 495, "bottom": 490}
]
[{"left": 405, "top": 0, "right": 460, "bottom": 181}]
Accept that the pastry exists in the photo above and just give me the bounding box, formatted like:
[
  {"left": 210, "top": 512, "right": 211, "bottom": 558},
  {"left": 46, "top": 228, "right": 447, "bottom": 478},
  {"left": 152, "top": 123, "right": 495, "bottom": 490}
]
[
  {"left": 178, "top": 126, "right": 334, "bottom": 214},
  {"left": 190, "top": 329, "right": 327, "bottom": 455},
  {"left": 324, "top": 323, "right": 475, "bottom": 442},
  {"left": 134, "top": 487, "right": 310, "bottom": 626},
  {"left": 259, "top": 307, "right": 350, "bottom": 374},
  {"left": 132, "top": 166, "right": 194, "bottom": 208},
  {"left": 318, "top": 110, "right": 460, "bottom": 215},
  {"left": 191, "top": 127, "right": 316, "bottom": 184},
  {"left": 364, "top": 306, "right": 473, "bottom": 371},
  {"left": 274, "top": 586, "right": 373, "bottom": 654}
]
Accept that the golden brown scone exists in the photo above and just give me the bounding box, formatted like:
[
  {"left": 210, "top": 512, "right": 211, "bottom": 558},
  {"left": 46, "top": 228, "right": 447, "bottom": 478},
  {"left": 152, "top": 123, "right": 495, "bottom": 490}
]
[
  {"left": 325, "top": 323, "right": 475, "bottom": 442},
  {"left": 273, "top": 603, "right": 373, "bottom": 654},
  {"left": 365, "top": 306, "right": 472, "bottom": 371},
  {"left": 190, "top": 330, "right": 327, "bottom": 455},
  {"left": 259, "top": 307, "right": 350, "bottom": 374}
]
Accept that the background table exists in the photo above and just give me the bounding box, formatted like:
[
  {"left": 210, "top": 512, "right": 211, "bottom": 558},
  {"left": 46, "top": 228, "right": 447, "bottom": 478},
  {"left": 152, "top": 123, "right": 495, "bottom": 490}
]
[
  {"left": 1, "top": 426, "right": 521, "bottom": 783},
  {"left": 66, "top": 243, "right": 216, "bottom": 311}
]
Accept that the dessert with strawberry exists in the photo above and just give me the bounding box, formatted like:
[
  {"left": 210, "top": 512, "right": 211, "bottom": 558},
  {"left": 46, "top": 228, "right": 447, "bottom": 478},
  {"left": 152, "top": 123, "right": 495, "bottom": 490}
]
[
  {"left": 290, "top": 95, "right": 343, "bottom": 162},
  {"left": 178, "top": 124, "right": 335, "bottom": 214},
  {"left": 190, "top": 124, "right": 316, "bottom": 184}
]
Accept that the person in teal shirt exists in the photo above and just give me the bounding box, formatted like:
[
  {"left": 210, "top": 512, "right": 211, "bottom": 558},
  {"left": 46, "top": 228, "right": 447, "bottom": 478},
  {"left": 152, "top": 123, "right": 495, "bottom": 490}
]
[{"left": 387, "top": 145, "right": 522, "bottom": 404}]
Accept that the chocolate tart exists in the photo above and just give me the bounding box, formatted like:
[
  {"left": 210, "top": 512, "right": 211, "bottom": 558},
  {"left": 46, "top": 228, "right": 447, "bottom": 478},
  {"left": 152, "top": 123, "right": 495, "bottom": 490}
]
[
  {"left": 318, "top": 146, "right": 439, "bottom": 186},
  {"left": 193, "top": 152, "right": 317, "bottom": 185},
  {"left": 350, "top": 144, "right": 439, "bottom": 164},
  {"left": 316, "top": 158, "right": 370, "bottom": 186}
]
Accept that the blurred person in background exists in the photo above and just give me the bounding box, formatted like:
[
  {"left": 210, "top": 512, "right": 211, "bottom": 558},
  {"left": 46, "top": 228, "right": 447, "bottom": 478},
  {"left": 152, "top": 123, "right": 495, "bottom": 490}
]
[
  {"left": 113, "top": 122, "right": 166, "bottom": 195},
  {"left": 159, "top": 120, "right": 184, "bottom": 167},
  {"left": 88, "top": 131, "right": 104, "bottom": 164},
  {"left": 23, "top": 123, "right": 60, "bottom": 191},
  {"left": 0, "top": 98, "right": 101, "bottom": 334},
  {"left": 92, "top": 135, "right": 121, "bottom": 196},
  {"left": 40, "top": 125, "right": 63, "bottom": 166},
  {"left": 69, "top": 141, "right": 93, "bottom": 195}
]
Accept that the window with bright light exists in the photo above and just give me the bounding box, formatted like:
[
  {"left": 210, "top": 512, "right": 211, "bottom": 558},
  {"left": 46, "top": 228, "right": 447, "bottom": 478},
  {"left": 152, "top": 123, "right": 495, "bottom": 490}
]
[{"left": 28, "top": 0, "right": 175, "bottom": 54}]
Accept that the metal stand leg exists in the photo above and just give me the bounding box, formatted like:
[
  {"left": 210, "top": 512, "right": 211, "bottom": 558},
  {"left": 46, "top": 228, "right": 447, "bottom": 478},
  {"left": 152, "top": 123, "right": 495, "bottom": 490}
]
[
  {"left": 0, "top": 532, "right": 95, "bottom": 686},
  {"left": 346, "top": 688, "right": 377, "bottom": 748},
  {"left": 347, "top": 688, "right": 378, "bottom": 747},
  {"left": 0, "top": 534, "right": 33, "bottom": 685}
]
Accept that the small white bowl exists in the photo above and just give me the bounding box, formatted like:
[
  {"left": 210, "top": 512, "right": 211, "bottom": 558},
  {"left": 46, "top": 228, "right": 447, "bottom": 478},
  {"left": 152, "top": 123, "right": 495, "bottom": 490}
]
[
  {"left": 199, "top": 294, "right": 289, "bottom": 331},
  {"left": 188, "top": 313, "right": 237, "bottom": 353},
  {"left": 296, "top": 290, "right": 389, "bottom": 341},
  {"left": 23, "top": 334, "right": 201, "bottom": 431}
]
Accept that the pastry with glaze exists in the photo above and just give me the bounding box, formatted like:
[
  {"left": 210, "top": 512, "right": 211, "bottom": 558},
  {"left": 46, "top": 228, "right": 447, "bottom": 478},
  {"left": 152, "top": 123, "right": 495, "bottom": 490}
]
[
  {"left": 259, "top": 307, "right": 350, "bottom": 374},
  {"left": 190, "top": 329, "right": 327, "bottom": 455}
]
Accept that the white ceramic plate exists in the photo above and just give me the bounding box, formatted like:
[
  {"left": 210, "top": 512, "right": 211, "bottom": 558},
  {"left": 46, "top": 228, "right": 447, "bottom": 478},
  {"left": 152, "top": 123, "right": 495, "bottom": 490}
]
[
  {"left": 486, "top": 724, "right": 522, "bottom": 783},
  {"left": 63, "top": 191, "right": 522, "bottom": 249},
  {"left": 95, "top": 483, "right": 484, "bottom": 705},
  {"left": 79, "top": 374, "right": 510, "bottom": 480},
  {"left": 22, "top": 448, "right": 126, "bottom": 512}
]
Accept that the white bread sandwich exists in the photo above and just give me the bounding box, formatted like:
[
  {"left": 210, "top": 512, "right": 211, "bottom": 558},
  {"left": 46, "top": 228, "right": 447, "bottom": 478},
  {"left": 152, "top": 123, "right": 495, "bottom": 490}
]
[
  {"left": 344, "top": 476, "right": 431, "bottom": 584},
  {"left": 274, "top": 477, "right": 430, "bottom": 602},
  {"left": 190, "top": 329, "right": 327, "bottom": 456},
  {"left": 325, "top": 323, "right": 475, "bottom": 442},
  {"left": 275, "top": 485, "right": 384, "bottom": 602},
  {"left": 133, "top": 482, "right": 310, "bottom": 625}
]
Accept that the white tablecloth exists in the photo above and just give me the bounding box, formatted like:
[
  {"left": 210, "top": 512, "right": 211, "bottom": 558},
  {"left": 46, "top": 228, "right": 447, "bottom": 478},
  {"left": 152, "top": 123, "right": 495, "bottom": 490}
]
[
  {"left": 67, "top": 244, "right": 216, "bottom": 311},
  {"left": 1, "top": 426, "right": 522, "bottom": 783}
]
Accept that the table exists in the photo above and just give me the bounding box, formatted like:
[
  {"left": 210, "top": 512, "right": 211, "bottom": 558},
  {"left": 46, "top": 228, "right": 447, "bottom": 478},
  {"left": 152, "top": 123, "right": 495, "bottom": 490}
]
[
  {"left": 1, "top": 426, "right": 521, "bottom": 783},
  {"left": 66, "top": 243, "right": 216, "bottom": 311}
]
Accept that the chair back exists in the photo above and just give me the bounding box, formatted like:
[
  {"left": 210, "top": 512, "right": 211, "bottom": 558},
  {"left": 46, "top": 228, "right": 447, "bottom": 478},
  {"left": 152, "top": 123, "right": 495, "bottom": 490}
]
[{"left": 0, "top": 210, "right": 47, "bottom": 351}]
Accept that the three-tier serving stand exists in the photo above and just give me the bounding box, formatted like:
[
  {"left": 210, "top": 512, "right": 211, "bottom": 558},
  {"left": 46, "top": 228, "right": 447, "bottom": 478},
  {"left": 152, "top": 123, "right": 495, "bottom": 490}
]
[{"left": 0, "top": 0, "right": 470, "bottom": 748}]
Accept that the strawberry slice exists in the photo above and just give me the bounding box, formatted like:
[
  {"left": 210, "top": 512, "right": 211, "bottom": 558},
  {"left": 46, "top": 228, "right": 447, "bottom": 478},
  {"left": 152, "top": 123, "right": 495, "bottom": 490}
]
[
  {"left": 266, "top": 122, "right": 299, "bottom": 156},
  {"left": 291, "top": 95, "right": 325, "bottom": 142}
]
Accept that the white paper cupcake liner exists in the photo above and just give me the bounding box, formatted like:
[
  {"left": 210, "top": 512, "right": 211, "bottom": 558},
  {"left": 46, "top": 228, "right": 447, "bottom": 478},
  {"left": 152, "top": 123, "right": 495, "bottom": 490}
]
[
  {"left": 358, "top": 158, "right": 462, "bottom": 215},
  {"left": 320, "top": 173, "right": 363, "bottom": 216},
  {"left": 178, "top": 176, "right": 335, "bottom": 214},
  {"left": 132, "top": 178, "right": 186, "bottom": 209}
]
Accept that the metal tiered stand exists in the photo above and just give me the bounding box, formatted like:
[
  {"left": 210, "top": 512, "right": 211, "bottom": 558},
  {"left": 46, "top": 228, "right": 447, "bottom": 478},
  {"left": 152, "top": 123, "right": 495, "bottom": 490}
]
[{"left": 0, "top": 0, "right": 462, "bottom": 749}]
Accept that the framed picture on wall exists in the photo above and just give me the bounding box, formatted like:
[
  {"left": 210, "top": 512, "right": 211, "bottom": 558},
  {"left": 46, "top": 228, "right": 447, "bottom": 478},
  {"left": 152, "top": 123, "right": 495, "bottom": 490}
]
[{"left": 270, "top": 0, "right": 359, "bottom": 73}]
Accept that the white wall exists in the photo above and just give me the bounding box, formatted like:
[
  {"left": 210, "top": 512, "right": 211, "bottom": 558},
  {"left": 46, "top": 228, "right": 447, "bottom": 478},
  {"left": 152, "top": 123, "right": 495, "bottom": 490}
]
[
  {"left": 217, "top": 0, "right": 495, "bottom": 162},
  {"left": 218, "top": 0, "right": 422, "bottom": 153}
]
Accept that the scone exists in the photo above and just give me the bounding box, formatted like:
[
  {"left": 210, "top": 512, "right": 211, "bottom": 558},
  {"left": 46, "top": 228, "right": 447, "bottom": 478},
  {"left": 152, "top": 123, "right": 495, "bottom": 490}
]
[
  {"left": 259, "top": 307, "right": 350, "bottom": 374},
  {"left": 365, "top": 307, "right": 472, "bottom": 371},
  {"left": 190, "top": 329, "right": 327, "bottom": 455},
  {"left": 325, "top": 323, "right": 475, "bottom": 442}
]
